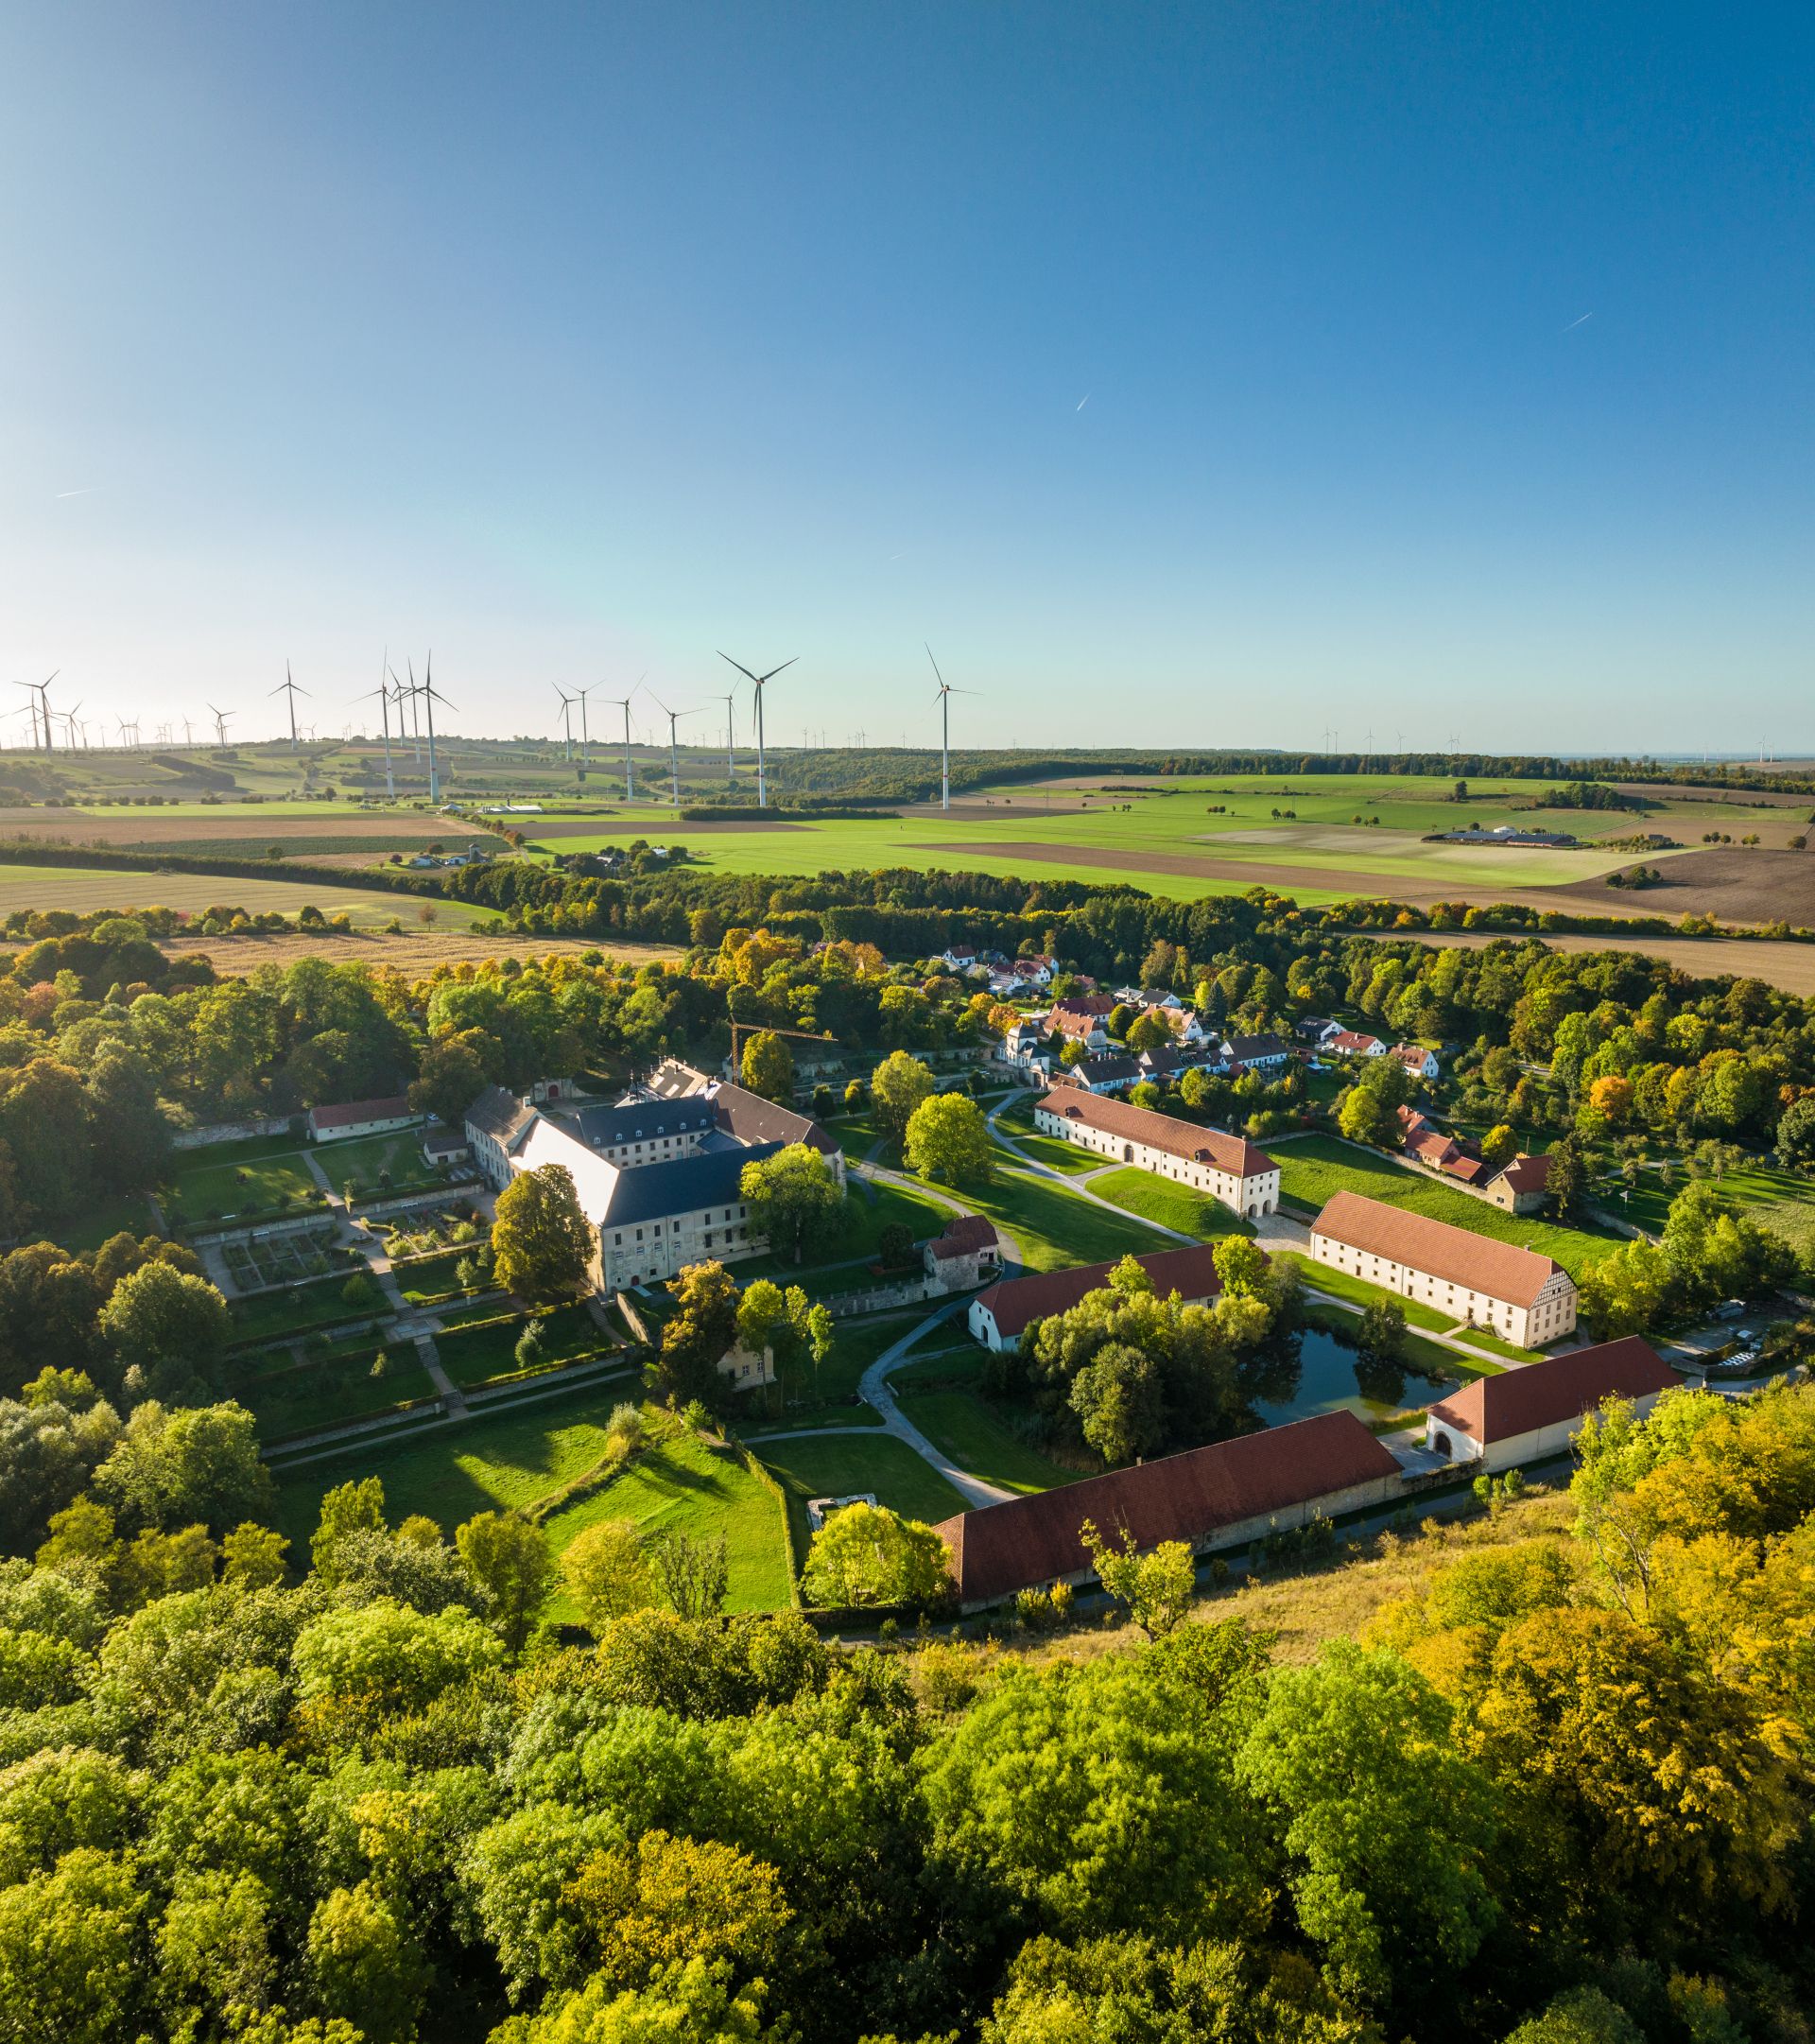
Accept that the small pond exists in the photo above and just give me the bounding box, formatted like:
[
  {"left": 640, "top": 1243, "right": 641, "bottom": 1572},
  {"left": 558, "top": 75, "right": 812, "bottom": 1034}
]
[{"left": 1238, "top": 1322, "right": 1460, "bottom": 1428}]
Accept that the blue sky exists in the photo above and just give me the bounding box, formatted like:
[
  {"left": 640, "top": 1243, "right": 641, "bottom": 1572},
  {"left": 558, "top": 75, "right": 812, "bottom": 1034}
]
[{"left": 2, "top": 2, "right": 1809, "bottom": 754}]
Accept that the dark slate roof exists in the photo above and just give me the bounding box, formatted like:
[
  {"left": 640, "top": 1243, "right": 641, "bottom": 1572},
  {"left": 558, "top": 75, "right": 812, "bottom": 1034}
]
[
  {"left": 711, "top": 1083, "right": 839, "bottom": 1158},
  {"left": 557, "top": 1099, "right": 717, "bottom": 1149},
  {"left": 1223, "top": 1032, "right": 1288, "bottom": 1062},
  {"left": 465, "top": 1085, "right": 535, "bottom": 1144},
  {"left": 597, "top": 1141, "right": 785, "bottom": 1229},
  {"left": 936, "top": 1412, "right": 1400, "bottom": 1606}
]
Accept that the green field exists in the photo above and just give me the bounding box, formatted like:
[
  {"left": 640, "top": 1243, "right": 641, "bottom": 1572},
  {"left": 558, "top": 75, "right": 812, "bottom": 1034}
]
[
  {"left": 0, "top": 863, "right": 491, "bottom": 928},
  {"left": 540, "top": 1429, "right": 795, "bottom": 1618},
  {"left": 320, "top": 1129, "right": 443, "bottom": 1197},
  {"left": 230, "top": 1273, "right": 379, "bottom": 1344},
  {"left": 894, "top": 1388, "right": 1083, "bottom": 1497},
  {"left": 434, "top": 1303, "right": 614, "bottom": 1388},
  {"left": 273, "top": 1383, "right": 646, "bottom": 1546},
  {"left": 738, "top": 1177, "right": 954, "bottom": 1290},
  {"left": 1089, "top": 1166, "right": 1254, "bottom": 1240},
  {"left": 1273, "top": 1135, "right": 1618, "bottom": 1278},
  {"left": 1276, "top": 1251, "right": 1456, "bottom": 1333},
  {"left": 947, "top": 1164, "right": 1167, "bottom": 1273},
  {"left": 241, "top": 1351, "right": 438, "bottom": 1438},
  {"left": 527, "top": 772, "right": 1800, "bottom": 908},
  {"left": 165, "top": 1148, "right": 323, "bottom": 1225},
  {"left": 759, "top": 1434, "right": 968, "bottom": 1531},
  {"left": 58, "top": 1193, "right": 156, "bottom": 1251}
]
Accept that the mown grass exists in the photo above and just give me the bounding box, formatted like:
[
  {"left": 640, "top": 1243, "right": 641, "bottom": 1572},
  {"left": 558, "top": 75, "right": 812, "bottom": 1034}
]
[
  {"left": 230, "top": 1274, "right": 379, "bottom": 1344},
  {"left": 240, "top": 1352, "right": 438, "bottom": 1439},
  {"left": 760, "top": 1434, "right": 967, "bottom": 1530},
  {"left": 167, "top": 1150, "right": 323, "bottom": 1225},
  {"left": 1275, "top": 1135, "right": 1617, "bottom": 1278},
  {"left": 320, "top": 1129, "right": 443, "bottom": 1197},
  {"left": 954, "top": 1165, "right": 1166, "bottom": 1273},
  {"left": 894, "top": 1389, "right": 1084, "bottom": 1497},
  {"left": 1088, "top": 1166, "right": 1254, "bottom": 1239},
  {"left": 1279, "top": 1251, "right": 1455, "bottom": 1332},
  {"left": 434, "top": 1303, "right": 611, "bottom": 1388},
  {"left": 540, "top": 1428, "right": 795, "bottom": 1618}
]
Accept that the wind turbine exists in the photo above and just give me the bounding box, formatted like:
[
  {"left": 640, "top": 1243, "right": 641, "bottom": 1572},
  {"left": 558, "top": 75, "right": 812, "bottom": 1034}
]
[
  {"left": 925, "top": 645, "right": 978, "bottom": 813},
  {"left": 717, "top": 653, "right": 796, "bottom": 809},
  {"left": 602, "top": 684, "right": 642, "bottom": 802},
  {"left": 647, "top": 692, "right": 701, "bottom": 806},
  {"left": 181, "top": 717, "right": 195, "bottom": 746},
  {"left": 272, "top": 662, "right": 309, "bottom": 749},
  {"left": 406, "top": 656, "right": 454, "bottom": 803},
  {"left": 572, "top": 683, "right": 595, "bottom": 773},
  {"left": 718, "top": 690, "right": 738, "bottom": 786},
  {"left": 15, "top": 672, "right": 57, "bottom": 751},
  {"left": 354, "top": 656, "right": 399, "bottom": 800},
  {"left": 208, "top": 704, "right": 233, "bottom": 744},
  {"left": 60, "top": 702, "right": 83, "bottom": 749},
  {"left": 554, "top": 685, "right": 578, "bottom": 761}
]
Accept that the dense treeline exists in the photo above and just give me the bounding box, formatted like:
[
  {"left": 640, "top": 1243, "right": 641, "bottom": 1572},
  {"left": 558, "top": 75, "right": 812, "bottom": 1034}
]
[{"left": 0, "top": 1377, "right": 1811, "bottom": 2040}]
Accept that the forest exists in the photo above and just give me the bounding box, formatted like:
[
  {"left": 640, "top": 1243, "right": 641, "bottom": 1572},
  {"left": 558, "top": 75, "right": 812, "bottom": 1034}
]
[{"left": 0, "top": 1376, "right": 1809, "bottom": 2042}]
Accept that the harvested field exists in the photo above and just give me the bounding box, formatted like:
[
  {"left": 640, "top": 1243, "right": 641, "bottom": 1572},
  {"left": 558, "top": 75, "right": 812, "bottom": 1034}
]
[
  {"left": 527, "top": 814, "right": 810, "bottom": 837},
  {"left": 0, "top": 809, "right": 476, "bottom": 848},
  {"left": 159, "top": 928, "right": 683, "bottom": 977},
  {"left": 0, "top": 864, "right": 476, "bottom": 929},
  {"left": 916, "top": 839, "right": 1392, "bottom": 891},
  {"left": 1527, "top": 847, "right": 1815, "bottom": 927},
  {"left": 1365, "top": 927, "right": 1815, "bottom": 996}
]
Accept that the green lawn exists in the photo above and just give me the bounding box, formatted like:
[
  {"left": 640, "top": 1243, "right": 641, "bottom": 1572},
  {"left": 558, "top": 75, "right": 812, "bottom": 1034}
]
[
  {"left": 1274, "top": 1135, "right": 1618, "bottom": 1278},
  {"left": 1617, "top": 1159, "right": 1811, "bottom": 1239},
  {"left": 165, "top": 1149, "right": 324, "bottom": 1226},
  {"left": 759, "top": 1434, "right": 967, "bottom": 1531},
  {"left": 737, "top": 1177, "right": 953, "bottom": 1291},
  {"left": 890, "top": 1343, "right": 989, "bottom": 1390},
  {"left": 272, "top": 1382, "right": 648, "bottom": 1548},
  {"left": 57, "top": 1194, "right": 155, "bottom": 1252},
  {"left": 1451, "top": 1325, "right": 1542, "bottom": 1364},
  {"left": 394, "top": 1246, "right": 484, "bottom": 1305},
  {"left": 230, "top": 1274, "right": 382, "bottom": 1344},
  {"left": 240, "top": 1352, "right": 438, "bottom": 1439},
  {"left": 318, "top": 1129, "right": 443, "bottom": 1197},
  {"left": 541, "top": 1428, "right": 795, "bottom": 1618},
  {"left": 993, "top": 1124, "right": 1102, "bottom": 1175},
  {"left": 1089, "top": 1167, "right": 1254, "bottom": 1240},
  {"left": 895, "top": 1389, "right": 1084, "bottom": 1497},
  {"left": 955, "top": 1165, "right": 1166, "bottom": 1273},
  {"left": 434, "top": 1303, "right": 614, "bottom": 1388},
  {"left": 1278, "top": 1251, "right": 1455, "bottom": 1332}
]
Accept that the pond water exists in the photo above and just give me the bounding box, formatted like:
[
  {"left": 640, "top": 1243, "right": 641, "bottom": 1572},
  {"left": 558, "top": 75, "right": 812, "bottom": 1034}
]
[{"left": 1237, "top": 1323, "right": 1460, "bottom": 1428}]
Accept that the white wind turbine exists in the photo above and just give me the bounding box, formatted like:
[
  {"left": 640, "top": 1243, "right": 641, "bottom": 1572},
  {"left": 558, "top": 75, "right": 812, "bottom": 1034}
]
[
  {"left": 925, "top": 644, "right": 979, "bottom": 813},
  {"left": 717, "top": 652, "right": 796, "bottom": 809}
]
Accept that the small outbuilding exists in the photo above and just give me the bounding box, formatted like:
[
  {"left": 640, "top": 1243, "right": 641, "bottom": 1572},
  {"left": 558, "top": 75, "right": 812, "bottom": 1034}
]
[{"left": 1424, "top": 1337, "right": 1678, "bottom": 1472}]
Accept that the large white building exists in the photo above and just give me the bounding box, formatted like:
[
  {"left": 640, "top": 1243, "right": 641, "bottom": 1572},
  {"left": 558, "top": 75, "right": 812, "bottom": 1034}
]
[
  {"left": 1033, "top": 1089, "right": 1281, "bottom": 1220},
  {"left": 1423, "top": 1337, "right": 1676, "bottom": 1471},
  {"left": 463, "top": 1080, "right": 843, "bottom": 1291},
  {"left": 1309, "top": 1188, "right": 1578, "bottom": 1347}
]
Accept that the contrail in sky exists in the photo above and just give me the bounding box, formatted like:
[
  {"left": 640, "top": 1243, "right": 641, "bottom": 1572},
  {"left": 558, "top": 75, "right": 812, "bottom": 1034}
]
[
  {"left": 1562, "top": 312, "right": 1594, "bottom": 332},
  {"left": 55, "top": 487, "right": 99, "bottom": 497},
  {"left": 1076, "top": 394, "right": 1090, "bottom": 410}
]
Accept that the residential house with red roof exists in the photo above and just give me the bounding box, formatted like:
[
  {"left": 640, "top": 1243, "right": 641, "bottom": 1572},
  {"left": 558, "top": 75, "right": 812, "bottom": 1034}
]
[{"left": 308, "top": 1094, "right": 417, "bottom": 1143}]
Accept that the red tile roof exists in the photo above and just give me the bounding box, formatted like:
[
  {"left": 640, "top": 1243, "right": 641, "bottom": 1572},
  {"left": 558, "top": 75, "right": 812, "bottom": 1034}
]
[
  {"left": 1329, "top": 1031, "right": 1384, "bottom": 1054},
  {"left": 936, "top": 1412, "right": 1401, "bottom": 1606},
  {"left": 1427, "top": 1337, "right": 1676, "bottom": 1445},
  {"left": 1494, "top": 1152, "right": 1551, "bottom": 1194},
  {"left": 310, "top": 1094, "right": 413, "bottom": 1131},
  {"left": 1049, "top": 995, "right": 1117, "bottom": 1017},
  {"left": 971, "top": 1241, "right": 1225, "bottom": 1340},
  {"left": 1311, "top": 1189, "right": 1565, "bottom": 1308},
  {"left": 925, "top": 1213, "right": 997, "bottom": 1260},
  {"left": 1034, "top": 1089, "right": 1275, "bottom": 1179}
]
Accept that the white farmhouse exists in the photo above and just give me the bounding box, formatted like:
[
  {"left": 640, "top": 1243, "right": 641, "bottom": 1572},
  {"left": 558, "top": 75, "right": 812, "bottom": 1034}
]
[{"left": 1032, "top": 1089, "right": 1281, "bottom": 1220}]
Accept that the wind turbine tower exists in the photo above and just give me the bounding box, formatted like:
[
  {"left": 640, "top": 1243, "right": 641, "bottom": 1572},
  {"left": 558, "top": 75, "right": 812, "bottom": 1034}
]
[
  {"left": 604, "top": 696, "right": 635, "bottom": 801},
  {"left": 648, "top": 695, "right": 700, "bottom": 806},
  {"left": 719, "top": 690, "right": 737, "bottom": 786},
  {"left": 208, "top": 704, "right": 233, "bottom": 744},
  {"left": 717, "top": 652, "right": 796, "bottom": 809},
  {"left": 925, "top": 645, "right": 977, "bottom": 813},
  {"left": 272, "top": 663, "right": 309, "bottom": 750},
  {"left": 554, "top": 685, "right": 578, "bottom": 761}
]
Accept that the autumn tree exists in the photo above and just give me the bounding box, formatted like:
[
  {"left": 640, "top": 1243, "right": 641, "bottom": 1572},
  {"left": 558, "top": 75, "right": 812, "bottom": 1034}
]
[
  {"left": 561, "top": 1517, "right": 656, "bottom": 1631},
  {"left": 738, "top": 1144, "right": 842, "bottom": 1265},
  {"left": 456, "top": 1509, "right": 555, "bottom": 1654},
  {"left": 801, "top": 1500, "right": 950, "bottom": 1609},
  {"left": 903, "top": 1092, "right": 994, "bottom": 1187},
  {"left": 871, "top": 1050, "right": 934, "bottom": 1146},
  {"left": 1080, "top": 1518, "right": 1195, "bottom": 1637},
  {"left": 738, "top": 1030, "right": 795, "bottom": 1106},
  {"left": 492, "top": 1162, "right": 594, "bottom": 1301}
]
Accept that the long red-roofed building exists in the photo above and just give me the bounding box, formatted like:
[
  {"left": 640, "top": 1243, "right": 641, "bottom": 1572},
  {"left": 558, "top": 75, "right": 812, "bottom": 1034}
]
[
  {"left": 1424, "top": 1336, "right": 1678, "bottom": 1472},
  {"left": 966, "top": 1241, "right": 1227, "bottom": 1352},
  {"left": 935, "top": 1411, "right": 1402, "bottom": 1611},
  {"left": 1033, "top": 1089, "right": 1280, "bottom": 1219}
]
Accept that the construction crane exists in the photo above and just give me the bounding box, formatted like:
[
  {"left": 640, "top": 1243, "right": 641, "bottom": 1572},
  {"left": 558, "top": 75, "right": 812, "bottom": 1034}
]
[{"left": 724, "top": 1013, "right": 838, "bottom": 1086}]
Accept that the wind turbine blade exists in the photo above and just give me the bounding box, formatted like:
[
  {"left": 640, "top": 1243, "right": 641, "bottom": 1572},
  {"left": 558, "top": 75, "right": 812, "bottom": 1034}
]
[
  {"left": 925, "top": 643, "right": 946, "bottom": 690},
  {"left": 717, "top": 652, "right": 762, "bottom": 686},
  {"left": 757, "top": 658, "right": 798, "bottom": 684}
]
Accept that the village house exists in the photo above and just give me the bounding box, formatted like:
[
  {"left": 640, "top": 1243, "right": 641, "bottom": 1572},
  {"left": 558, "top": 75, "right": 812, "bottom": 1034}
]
[
  {"left": 1058, "top": 1052, "right": 1143, "bottom": 1095},
  {"left": 308, "top": 1094, "right": 418, "bottom": 1143},
  {"left": 1218, "top": 1031, "right": 1291, "bottom": 1073},
  {"left": 1392, "top": 1043, "right": 1441, "bottom": 1081},
  {"left": 1033, "top": 1089, "right": 1281, "bottom": 1219},
  {"left": 1295, "top": 1016, "right": 1342, "bottom": 1047},
  {"left": 921, "top": 1213, "right": 1003, "bottom": 1290},
  {"left": 1327, "top": 1030, "right": 1387, "bottom": 1058},
  {"left": 936, "top": 943, "right": 980, "bottom": 973},
  {"left": 1484, "top": 1152, "right": 1551, "bottom": 1214},
  {"left": 967, "top": 1241, "right": 1225, "bottom": 1352},
  {"left": 420, "top": 1123, "right": 470, "bottom": 1168},
  {"left": 1396, "top": 1108, "right": 1552, "bottom": 1215},
  {"left": 1309, "top": 1188, "right": 1578, "bottom": 1346},
  {"left": 1045, "top": 996, "right": 1115, "bottom": 1051},
  {"left": 1425, "top": 1337, "right": 1676, "bottom": 1471},
  {"left": 935, "top": 1411, "right": 1402, "bottom": 1610}
]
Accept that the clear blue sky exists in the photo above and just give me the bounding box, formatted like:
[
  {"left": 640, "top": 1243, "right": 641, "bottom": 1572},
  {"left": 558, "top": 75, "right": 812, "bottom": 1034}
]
[{"left": 2, "top": 2, "right": 1809, "bottom": 754}]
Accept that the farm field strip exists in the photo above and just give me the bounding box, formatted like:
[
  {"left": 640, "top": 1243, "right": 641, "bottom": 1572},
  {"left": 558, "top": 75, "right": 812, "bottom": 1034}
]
[{"left": 0, "top": 864, "right": 494, "bottom": 928}]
